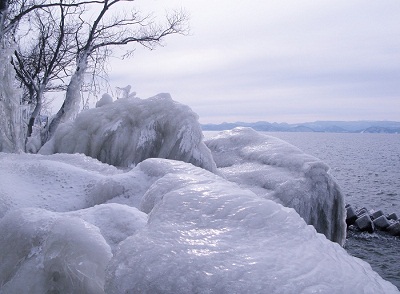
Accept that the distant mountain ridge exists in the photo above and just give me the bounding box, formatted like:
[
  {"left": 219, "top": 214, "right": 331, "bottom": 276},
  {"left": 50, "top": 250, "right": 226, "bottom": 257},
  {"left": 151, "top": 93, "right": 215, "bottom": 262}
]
[{"left": 201, "top": 121, "right": 400, "bottom": 134}]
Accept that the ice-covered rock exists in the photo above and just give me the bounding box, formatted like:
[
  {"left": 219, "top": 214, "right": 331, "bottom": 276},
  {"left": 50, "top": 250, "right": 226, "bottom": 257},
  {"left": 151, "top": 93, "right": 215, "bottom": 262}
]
[
  {"left": 39, "top": 94, "right": 216, "bottom": 172},
  {"left": 205, "top": 127, "right": 346, "bottom": 245},
  {"left": 0, "top": 208, "right": 112, "bottom": 293},
  {"left": 95, "top": 93, "right": 113, "bottom": 108},
  {"left": 0, "top": 152, "right": 124, "bottom": 218},
  {"left": 66, "top": 203, "right": 147, "bottom": 253},
  {"left": 0, "top": 154, "right": 398, "bottom": 293},
  {"left": 105, "top": 158, "right": 397, "bottom": 293}
]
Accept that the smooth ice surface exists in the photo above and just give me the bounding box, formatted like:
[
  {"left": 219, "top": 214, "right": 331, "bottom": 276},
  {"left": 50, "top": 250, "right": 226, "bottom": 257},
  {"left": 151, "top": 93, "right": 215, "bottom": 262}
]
[
  {"left": 205, "top": 127, "right": 346, "bottom": 244},
  {"left": 67, "top": 203, "right": 147, "bottom": 253},
  {"left": 105, "top": 158, "right": 398, "bottom": 294},
  {"left": 39, "top": 93, "right": 216, "bottom": 172},
  {"left": 0, "top": 152, "right": 123, "bottom": 218},
  {"left": 0, "top": 153, "right": 398, "bottom": 293},
  {"left": 0, "top": 208, "right": 112, "bottom": 293}
]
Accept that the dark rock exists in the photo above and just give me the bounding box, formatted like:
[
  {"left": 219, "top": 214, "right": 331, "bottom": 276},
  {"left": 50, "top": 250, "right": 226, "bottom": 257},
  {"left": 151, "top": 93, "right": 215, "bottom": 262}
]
[
  {"left": 346, "top": 206, "right": 357, "bottom": 226},
  {"left": 371, "top": 210, "right": 384, "bottom": 220},
  {"left": 373, "top": 215, "right": 390, "bottom": 230},
  {"left": 387, "top": 213, "right": 398, "bottom": 221},
  {"left": 356, "top": 207, "right": 368, "bottom": 217},
  {"left": 355, "top": 214, "right": 374, "bottom": 233},
  {"left": 387, "top": 222, "right": 400, "bottom": 236}
]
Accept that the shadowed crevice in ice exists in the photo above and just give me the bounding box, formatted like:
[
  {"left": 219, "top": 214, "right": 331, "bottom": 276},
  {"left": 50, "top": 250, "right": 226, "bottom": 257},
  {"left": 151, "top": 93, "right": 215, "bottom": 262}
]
[
  {"left": 39, "top": 93, "right": 216, "bottom": 172},
  {"left": 205, "top": 127, "right": 346, "bottom": 245}
]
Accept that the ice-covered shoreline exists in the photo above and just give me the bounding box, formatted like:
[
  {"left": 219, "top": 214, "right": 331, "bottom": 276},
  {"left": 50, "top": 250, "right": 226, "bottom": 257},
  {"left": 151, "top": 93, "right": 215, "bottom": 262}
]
[
  {"left": 1, "top": 95, "right": 398, "bottom": 293},
  {"left": 1, "top": 154, "right": 398, "bottom": 293}
]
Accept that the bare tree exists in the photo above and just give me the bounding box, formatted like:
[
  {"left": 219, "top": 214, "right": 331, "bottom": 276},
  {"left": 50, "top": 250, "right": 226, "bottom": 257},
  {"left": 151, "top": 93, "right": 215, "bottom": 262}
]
[
  {"left": 1, "top": 0, "right": 188, "bottom": 150},
  {"left": 0, "top": 0, "right": 94, "bottom": 152},
  {"left": 0, "top": 1, "right": 22, "bottom": 152},
  {"left": 12, "top": 3, "right": 80, "bottom": 145},
  {"left": 43, "top": 0, "right": 188, "bottom": 143},
  {"left": 1, "top": 0, "right": 106, "bottom": 42}
]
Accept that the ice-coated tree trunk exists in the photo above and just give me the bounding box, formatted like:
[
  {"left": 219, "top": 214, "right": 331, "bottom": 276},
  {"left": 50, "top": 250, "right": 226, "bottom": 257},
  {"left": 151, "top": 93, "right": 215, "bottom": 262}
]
[
  {"left": 26, "top": 87, "right": 43, "bottom": 139},
  {"left": 0, "top": 0, "right": 8, "bottom": 44},
  {"left": 42, "top": 53, "right": 88, "bottom": 144},
  {"left": 0, "top": 1, "right": 24, "bottom": 152},
  {"left": 0, "top": 48, "right": 23, "bottom": 152}
]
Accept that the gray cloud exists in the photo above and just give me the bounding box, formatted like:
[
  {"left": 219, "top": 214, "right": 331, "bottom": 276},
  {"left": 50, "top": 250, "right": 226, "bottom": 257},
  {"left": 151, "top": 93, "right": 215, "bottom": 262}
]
[{"left": 109, "top": 0, "right": 400, "bottom": 123}]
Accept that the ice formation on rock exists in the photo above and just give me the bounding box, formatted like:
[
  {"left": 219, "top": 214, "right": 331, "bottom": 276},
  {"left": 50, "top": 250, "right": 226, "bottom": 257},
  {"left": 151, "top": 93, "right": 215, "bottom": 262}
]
[
  {"left": 0, "top": 208, "right": 112, "bottom": 294},
  {"left": 95, "top": 93, "right": 113, "bottom": 108},
  {"left": 0, "top": 153, "right": 398, "bottom": 293},
  {"left": 39, "top": 93, "right": 216, "bottom": 172},
  {"left": 106, "top": 158, "right": 397, "bottom": 293},
  {"left": 205, "top": 127, "right": 346, "bottom": 245},
  {"left": 0, "top": 152, "right": 123, "bottom": 218}
]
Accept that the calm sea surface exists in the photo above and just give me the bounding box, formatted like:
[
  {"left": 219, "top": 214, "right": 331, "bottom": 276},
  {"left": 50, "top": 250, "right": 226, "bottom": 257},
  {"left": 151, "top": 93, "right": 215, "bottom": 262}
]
[{"left": 205, "top": 131, "right": 400, "bottom": 289}]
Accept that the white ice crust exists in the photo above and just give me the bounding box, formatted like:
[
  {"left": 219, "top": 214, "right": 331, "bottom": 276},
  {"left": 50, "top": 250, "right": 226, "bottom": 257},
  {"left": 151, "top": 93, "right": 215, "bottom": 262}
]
[
  {"left": 39, "top": 93, "right": 216, "bottom": 172},
  {"left": 206, "top": 127, "right": 346, "bottom": 244},
  {"left": 0, "top": 208, "right": 112, "bottom": 293},
  {"left": 0, "top": 153, "right": 398, "bottom": 293}
]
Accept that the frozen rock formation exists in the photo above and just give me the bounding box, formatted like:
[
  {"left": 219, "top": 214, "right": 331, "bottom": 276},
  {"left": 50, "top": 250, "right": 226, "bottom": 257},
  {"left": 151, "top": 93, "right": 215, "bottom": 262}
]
[
  {"left": 39, "top": 93, "right": 216, "bottom": 172},
  {"left": 205, "top": 127, "right": 346, "bottom": 245},
  {"left": 95, "top": 93, "right": 113, "bottom": 108},
  {"left": 106, "top": 158, "right": 396, "bottom": 293},
  {"left": 0, "top": 153, "right": 398, "bottom": 293},
  {"left": 0, "top": 208, "right": 112, "bottom": 293},
  {"left": 0, "top": 152, "right": 123, "bottom": 218}
]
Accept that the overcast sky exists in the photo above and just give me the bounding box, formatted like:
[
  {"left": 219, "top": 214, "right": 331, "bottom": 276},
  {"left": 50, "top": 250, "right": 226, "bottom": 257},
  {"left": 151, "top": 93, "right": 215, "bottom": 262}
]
[{"left": 108, "top": 0, "right": 400, "bottom": 124}]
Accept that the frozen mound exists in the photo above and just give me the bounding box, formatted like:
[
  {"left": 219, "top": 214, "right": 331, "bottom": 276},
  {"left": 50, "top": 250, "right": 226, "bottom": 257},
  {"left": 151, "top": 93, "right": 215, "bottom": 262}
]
[
  {"left": 205, "top": 127, "right": 346, "bottom": 245},
  {"left": 39, "top": 93, "right": 216, "bottom": 172},
  {"left": 0, "top": 204, "right": 146, "bottom": 293},
  {"left": 105, "top": 158, "right": 398, "bottom": 294},
  {"left": 0, "top": 152, "right": 124, "bottom": 218},
  {"left": 0, "top": 154, "right": 398, "bottom": 293},
  {"left": 0, "top": 208, "right": 112, "bottom": 293},
  {"left": 66, "top": 203, "right": 147, "bottom": 253}
]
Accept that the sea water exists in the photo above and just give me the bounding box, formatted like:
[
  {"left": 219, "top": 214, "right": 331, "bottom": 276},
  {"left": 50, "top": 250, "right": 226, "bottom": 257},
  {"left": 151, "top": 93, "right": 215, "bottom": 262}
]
[{"left": 263, "top": 132, "right": 400, "bottom": 289}]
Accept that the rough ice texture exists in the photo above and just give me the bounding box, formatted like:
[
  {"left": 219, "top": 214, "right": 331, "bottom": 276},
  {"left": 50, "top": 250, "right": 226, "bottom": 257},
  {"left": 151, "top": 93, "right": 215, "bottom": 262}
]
[
  {"left": 39, "top": 93, "right": 216, "bottom": 172},
  {"left": 205, "top": 127, "right": 346, "bottom": 245},
  {"left": 0, "top": 153, "right": 398, "bottom": 293}
]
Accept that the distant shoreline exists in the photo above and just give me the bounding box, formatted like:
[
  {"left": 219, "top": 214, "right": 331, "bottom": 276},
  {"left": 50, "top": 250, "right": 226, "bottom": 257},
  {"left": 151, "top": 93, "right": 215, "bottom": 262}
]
[{"left": 201, "top": 120, "right": 400, "bottom": 134}]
